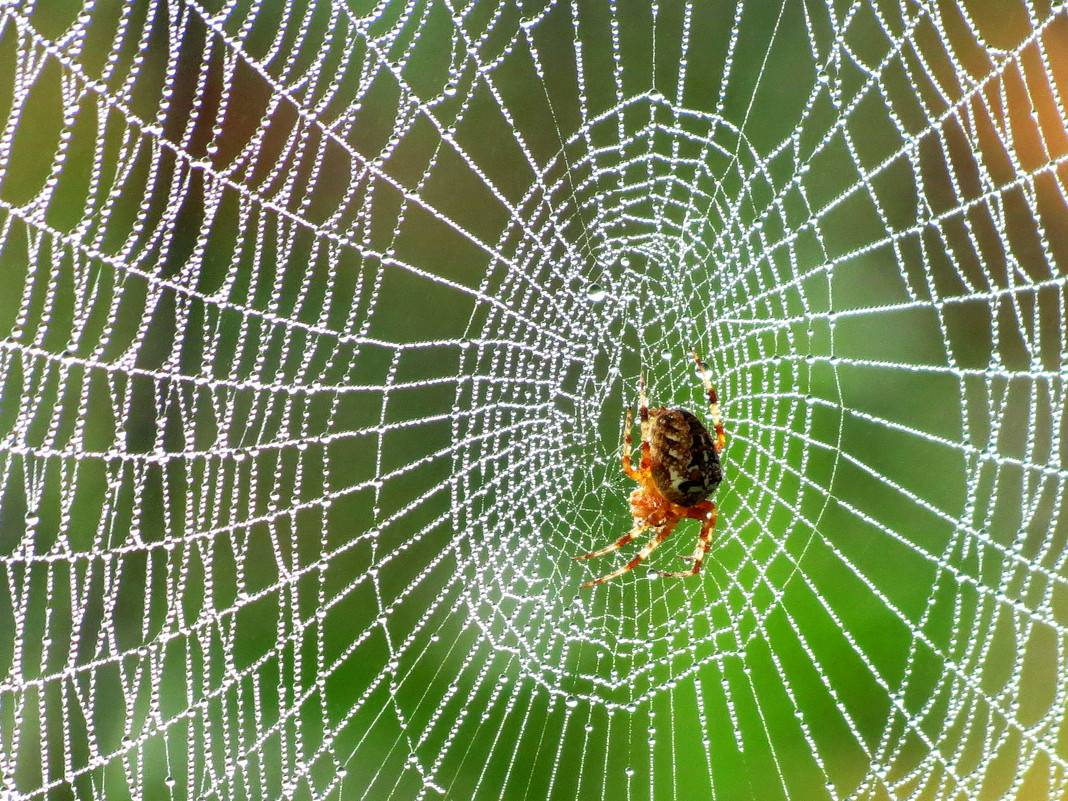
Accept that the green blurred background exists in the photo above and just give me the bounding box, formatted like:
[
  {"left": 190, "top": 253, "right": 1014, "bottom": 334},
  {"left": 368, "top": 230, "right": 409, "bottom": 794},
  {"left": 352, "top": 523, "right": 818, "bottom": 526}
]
[{"left": 0, "top": 0, "right": 1065, "bottom": 799}]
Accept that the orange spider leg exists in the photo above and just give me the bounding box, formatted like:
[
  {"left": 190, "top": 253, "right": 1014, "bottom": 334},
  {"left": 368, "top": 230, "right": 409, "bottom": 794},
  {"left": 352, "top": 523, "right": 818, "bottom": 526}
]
[
  {"left": 574, "top": 523, "right": 646, "bottom": 561},
  {"left": 638, "top": 372, "right": 652, "bottom": 470},
  {"left": 692, "top": 351, "right": 726, "bottom": 453},
  {"left": 620, "top": 407, "right": 639, "bottom": 480},
  {"left": 659, "top": 502, "right": 718, "bottom": 578},
  {"left": 582, "top": 518, "right": 679, "bottom": 588}
]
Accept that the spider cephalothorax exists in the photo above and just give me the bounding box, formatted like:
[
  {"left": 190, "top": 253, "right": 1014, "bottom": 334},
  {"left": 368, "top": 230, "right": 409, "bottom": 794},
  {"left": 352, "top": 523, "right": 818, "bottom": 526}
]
[{"left": 576, "top": 351, "right": 726, "bottom": 588}]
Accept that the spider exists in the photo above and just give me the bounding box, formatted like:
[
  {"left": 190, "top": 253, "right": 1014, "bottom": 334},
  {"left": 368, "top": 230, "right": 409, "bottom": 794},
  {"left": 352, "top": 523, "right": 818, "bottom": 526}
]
[{"left": 576, "top": 351, "right": 726, "bottom": 588}]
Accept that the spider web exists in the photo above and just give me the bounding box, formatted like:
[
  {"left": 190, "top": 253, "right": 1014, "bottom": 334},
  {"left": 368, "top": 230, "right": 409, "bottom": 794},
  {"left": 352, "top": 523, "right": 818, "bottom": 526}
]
[{"left": 0, "top": 0, "right": 1066, "bottom": 798}]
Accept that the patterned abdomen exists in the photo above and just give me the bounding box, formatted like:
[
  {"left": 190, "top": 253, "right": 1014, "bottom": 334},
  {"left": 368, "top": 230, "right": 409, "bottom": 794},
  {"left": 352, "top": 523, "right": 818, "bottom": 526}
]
[{"left": 649, "top": 408, "right": 722, "bottom": 506}]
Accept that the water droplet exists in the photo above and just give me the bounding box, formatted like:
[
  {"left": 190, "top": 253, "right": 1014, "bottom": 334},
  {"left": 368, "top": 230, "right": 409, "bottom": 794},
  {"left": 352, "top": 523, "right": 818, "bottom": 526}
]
[
  {"left": 564, "top": 695, "right": 579, "bottom": 708},
  {"left": 443, "top": 81, "right": 458, "bottom": 97},
  {"left": 660, "top": 350, "right": 672, "bottom": 361},
  {"left": 586, "top": 285, "right": 607, "bottom": 303}
]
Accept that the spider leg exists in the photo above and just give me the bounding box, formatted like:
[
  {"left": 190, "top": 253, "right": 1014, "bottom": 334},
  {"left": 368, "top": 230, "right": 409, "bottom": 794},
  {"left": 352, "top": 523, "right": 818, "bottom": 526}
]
[
  {"left": 574, "top": 523, "right": 645, "bottom": 561},
  {"left": 582, "top": 519, "right": 678, "bottom": 588},
  {"left": 660, "top": 503, "right": 717, "bottom": 578},
  {"left": 692, "top": 350, "right": 726, "bottom": 453},
  {"left": 620, "top": 407, "right": 639, "bottom": 480},
  {"left": 638, "top": 372, "right": 652, "bottom": 470}
]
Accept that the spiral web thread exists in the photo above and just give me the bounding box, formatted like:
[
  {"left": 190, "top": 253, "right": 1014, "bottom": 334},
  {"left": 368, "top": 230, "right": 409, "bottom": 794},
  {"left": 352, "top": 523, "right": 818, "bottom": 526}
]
[{"left": 0, "top": 0, "right": 1066, "bottom": 799}]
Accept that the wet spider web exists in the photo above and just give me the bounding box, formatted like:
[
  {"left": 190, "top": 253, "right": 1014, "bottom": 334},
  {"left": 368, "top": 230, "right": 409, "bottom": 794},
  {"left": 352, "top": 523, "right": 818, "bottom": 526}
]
[{"left": 0, "top": 0, "right": 1066, "bottom": 799}]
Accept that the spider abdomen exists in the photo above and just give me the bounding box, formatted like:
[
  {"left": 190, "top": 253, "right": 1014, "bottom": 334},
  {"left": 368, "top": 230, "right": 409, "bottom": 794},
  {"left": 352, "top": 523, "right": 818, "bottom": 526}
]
[{"left": 649, "top": 408, "right": 722, "bottom": 506}]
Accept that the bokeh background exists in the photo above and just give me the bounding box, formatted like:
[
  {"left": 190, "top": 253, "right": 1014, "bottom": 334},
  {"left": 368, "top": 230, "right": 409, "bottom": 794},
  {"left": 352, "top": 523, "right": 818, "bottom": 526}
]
[{"left": 1, "top": 0, "right": 1066, "bottom": 799}]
